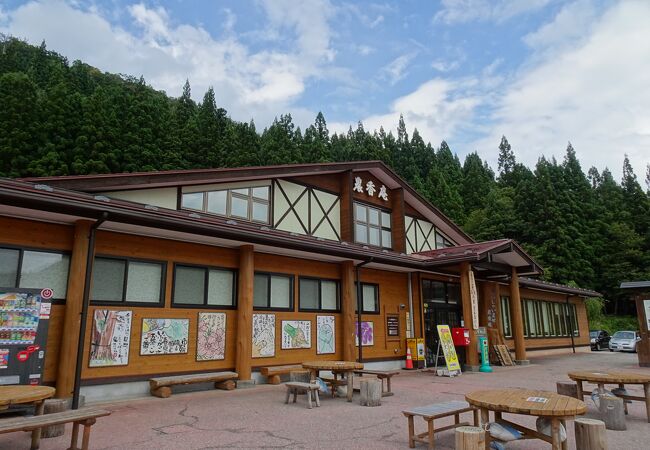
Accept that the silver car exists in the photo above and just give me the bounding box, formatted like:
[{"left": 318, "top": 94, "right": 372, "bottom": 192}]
[{"left": 608, "top": 331, "right": 640, "bottom": 352}]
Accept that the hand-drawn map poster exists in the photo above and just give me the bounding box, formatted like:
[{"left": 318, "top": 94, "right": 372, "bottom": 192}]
[
  {"left": 89, "top": 310, "right": 132, "bottom": 367},
  {"left": 355, "top": 321, "right": 374, "bottom": 346},
  {"left": 316, "top": 316, "right": 335, "bottom": 354},
  {"left": 140, "top": 318, "right": 189, "bottom": 355},
  {"left": 197, "top": 312, "right": 226, "bottom": 361},
  {"left": 252, "top": 314, "right": 275, "bottom": 358},
  {"left": 281, "top": 320, "right": 311, "bottom": 349}
]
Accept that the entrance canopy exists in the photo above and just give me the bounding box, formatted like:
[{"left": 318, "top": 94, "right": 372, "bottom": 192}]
[{"left": 415, "top": 239, "right": 543, "bottom": 277}]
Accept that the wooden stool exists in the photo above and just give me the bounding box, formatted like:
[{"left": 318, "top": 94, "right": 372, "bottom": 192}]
[
  {"left": 359, "top": 379, "right": 381, "bottom": 407},
  {"left": 599, "top": 394, "right": 626, "bottom": 430},
  {"left": 556, "top": 381, "right": 579, "bottom": 399},
  {"left": 455, "top": 426, "right": 485, "bottom": 450},
  {"left": 575, "top": 418, "right": 607, "bottom": 450},
  {"left": 285, "top": 382, "right": 320, "bottom": 409}
]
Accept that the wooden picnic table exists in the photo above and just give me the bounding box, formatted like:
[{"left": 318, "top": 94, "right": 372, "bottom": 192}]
[
  {"left": 466, "top": 388, "right": 586, "bottom": 450},
  {"left": 568, "top": 370, "right": 650, "bottom": 422},
  {"left": 302, "top": 361, "right": 363, "bottom": 402},
  {"left": 0, "top": 385, "right": 55, "bottom": 449}
]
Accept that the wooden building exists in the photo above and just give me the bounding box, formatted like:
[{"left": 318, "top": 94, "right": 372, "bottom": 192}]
[{"left": 0, "top": 161, "right": 599, "bottom": 399}]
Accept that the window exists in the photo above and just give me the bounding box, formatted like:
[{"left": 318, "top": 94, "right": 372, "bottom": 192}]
[
  {"left": 181, "top": 185, "right": 270, "bottom": 224},
  {"left": 500, "top": 296, "right": 512, "bottom": 338},
  {"left": 91, "top": 256, "right": 165, "bottom": 305},
  {"left": 519, "top": 298, "right": 580, "bottom": 338},
  {"left": 0, "top": 246, "right": 70, "bottom": 299},
  {"left": 354, "top": 203, "right": 391, "bottom": 248},
  {"left": 435, "top": 232, "right": 455, "bottom": 249},
  {"left": 253, "top": 273, "right": 293, "bottom": 310},
  {"left": 173, "top": 264, "right": 236, "bottom": 308},
  {"left": 299, "top": 277, "right": 340, "bottom": 311},
  {"left": 422, "top": 280, "right": 460, "bottom": 305},
  {"left": 354, "top": 282, "right": 379, "bottom": 313}
]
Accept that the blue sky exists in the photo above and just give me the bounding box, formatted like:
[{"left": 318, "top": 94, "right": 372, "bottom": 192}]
[{"left": 1, "top": 0, "right": 649, "bottom": 179}]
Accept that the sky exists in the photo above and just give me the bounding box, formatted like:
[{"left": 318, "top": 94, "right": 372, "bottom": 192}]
[{"left": 1, "top": 0, "right": 649, "bottom": 180}]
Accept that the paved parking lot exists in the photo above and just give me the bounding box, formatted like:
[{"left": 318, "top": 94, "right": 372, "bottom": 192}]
[{"left": 1, "top": 349, "right": 649, "bottom": 449}]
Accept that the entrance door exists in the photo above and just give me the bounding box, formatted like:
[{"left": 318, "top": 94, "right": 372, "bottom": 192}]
[
  {"left": 421, "top": 279, "right": 463, "bottom": 367},
  {"left": 424, "top": 303, "right": 462, "bottom": 367}
]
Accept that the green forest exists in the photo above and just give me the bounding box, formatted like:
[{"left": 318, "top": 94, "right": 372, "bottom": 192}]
[{"left": 1, "top": 36, "right": 649, "bottom": 310}]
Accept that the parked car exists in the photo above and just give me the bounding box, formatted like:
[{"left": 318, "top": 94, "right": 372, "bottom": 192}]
[
  {"left": 590, "top": 330, "right": 610, "bottom": 351},
  {"left": 608, "top": 331, "right": 640, "bottom": 352}
]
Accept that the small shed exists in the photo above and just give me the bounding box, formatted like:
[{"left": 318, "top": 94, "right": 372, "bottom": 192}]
[{"left": 620, "top": 281, "right": 650, "bottom": 367}]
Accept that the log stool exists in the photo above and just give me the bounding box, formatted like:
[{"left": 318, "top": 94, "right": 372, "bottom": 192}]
[
  {"left": 599, "top": 394, "right": 626, "bottom": 430},
  {"left": 455, "top": 426, "right": 485, "bottom": 450},
  {"left": 359, "top": 379, "right": 382, "bottom": 407},
  {"left": 556, "top": 381, "right": 579, "bottom": 399},
  {"left": 575, "top": 418, "right": 607, "bottom": 449},
  {"left": 284, "top": 382, "right": 320, "bottom": 409},
  {"left": 41, "top": 398, "right": 70, "bottom": 438}
]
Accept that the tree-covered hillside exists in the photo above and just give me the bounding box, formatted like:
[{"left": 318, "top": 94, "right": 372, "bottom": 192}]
[{"left": 1, "top": 36, "right": 649, "bottom": 308}]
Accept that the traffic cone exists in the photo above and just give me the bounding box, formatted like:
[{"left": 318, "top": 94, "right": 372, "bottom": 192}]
[{"left": 405, "top": 347, "right": 414, "bottom": 370}]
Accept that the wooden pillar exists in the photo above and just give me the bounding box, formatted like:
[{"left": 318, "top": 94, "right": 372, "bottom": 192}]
[
  {"left": 341, "top": 260, "right": 356, "bottom": 361},
  {"left": 509, "top": 267, "right": 528, "bottom": 364},
  {"left": 55, "top": 220, "right": 93, "bottom": 399},
  {"left": 236, "top": 245, "right": 254, "bottom": 381},
  {"left": 391, "top": 188, "right": 406, "bottom": 254},
  {"left": 339, "top": 170, "right": 354, "bottom": 243},
  {"left": 460, "top": 262, "right": 479, "bottom": 370}
]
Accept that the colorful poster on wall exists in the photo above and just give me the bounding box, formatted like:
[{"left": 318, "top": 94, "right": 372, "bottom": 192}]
[
  {"left": 355, "top": 321, "right": 374, "bottom": 346},
  {"left": 437, "top": 325, "right": 461, "bottom": 373},
  {"left": 316, "top": 316, "right": 335, "bottom": 354},
  {"left": 252, "top": 314, "right": 275, "bottom": 358},
  {"left": 197, "top": 312, "right": 226, "bottom": 361},
  {"left": 89, "top": 310, "right": 132, "bottom": 367},
  {"left": 281, "top": 320, "right": 311, "bottom": 349},
  {"left": 140, "top": 318, "right": 189, "bottom": 355}
]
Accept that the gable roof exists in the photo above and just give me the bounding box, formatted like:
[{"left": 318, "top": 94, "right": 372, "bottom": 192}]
[{"left": 21, "top": 160, "right": 475, "bottom": 244}]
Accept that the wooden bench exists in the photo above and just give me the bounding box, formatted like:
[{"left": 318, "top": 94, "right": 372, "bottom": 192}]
[
  {"left": 260, "top": 365, "right": 303, "bottom": 385},
  {"left": 354, "top": 369, "right": 399, "bottom": 397},
  {"left": 149, "top": 371, "right": 238, "bottom": 398},
  {"left": 402, "top": 400, "right": 478, "bottom": 449},
  {"left": 285, "top": 382, "right": 321, "bottom": 409},
  {"left": 0, "top": 407, "right": 110, "bottom": 450}
]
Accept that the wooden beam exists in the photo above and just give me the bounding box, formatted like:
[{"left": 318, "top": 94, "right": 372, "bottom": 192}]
[
  {"left": 56, "top": 220, "right": 93, "bottom": 399},
  {"left": 341, "top": 260, "right": 356, "bottom": 361},
  {"left": 339, "top": 171, "right": 354, "bottom": 243},
  {"left": 459, "top": 262, "right": 479, "bottom": 370},
  {"left": 391, "top": 188, "right": 406, "bottom": 253},
  {"left": 236, "top": 245, "right": 254, "bottom": 380},
  {"left": 509, "top": 267, "right": 528, "bottom": 363}
]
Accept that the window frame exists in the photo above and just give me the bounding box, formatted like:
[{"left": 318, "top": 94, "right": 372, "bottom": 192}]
[
  {"left": 171, "top": 263, "right": 237, "bottom": 309},
  {"left": 253, "top": 271, "right": 294, "bottom": 311},
  {"left": 90, "top": 255, "right": 166, "bottom": 307},
  {"left": 0, "top": 244, "right": 71, "bottom": 302},
  {"left": 500, "top": 296, "right": 512, "bottom": 338},
  {"left": 355, "top": 282, "right": 380, "bottom": 314},
  {"left": 298, "top": 276, "right": 341, "bottom": 312},
  {"left": 353, "top": 201, "right": 392, "bottom": 249},
  {"left": 180, "top": 184, "right": 271, "bottom": 224},
  {"left": 421, "top": 279, "right": 460, "bottom": 305}
]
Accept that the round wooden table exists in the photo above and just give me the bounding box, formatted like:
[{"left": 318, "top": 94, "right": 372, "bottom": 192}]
[
  {"left": 466, "top": 389, "right": 586, "bottom": 450},
  {"left": 302, "top": 361, "right": 363, "bottom": 402},
  {"left": 0, "top": 385, "right": 55, "bottom": 449},
  {"left": 568, "top": 370, "right": 650, "bottom": 422}
]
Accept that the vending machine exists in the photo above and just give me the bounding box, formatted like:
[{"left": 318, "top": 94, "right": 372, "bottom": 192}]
[{"left": 0, "top": 288, "right": 52, "bottom": 386}]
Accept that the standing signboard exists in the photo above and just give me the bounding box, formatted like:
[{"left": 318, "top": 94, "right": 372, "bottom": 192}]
[
  {"left": 436, "top": 325, "right": 461, "bottom": 375},
  {"left": 0, "top": 288, "right": 52, "bottom": 385}
]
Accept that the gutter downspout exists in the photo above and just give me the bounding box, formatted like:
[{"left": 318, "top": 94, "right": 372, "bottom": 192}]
[
  {"left": 72, "top": 212, "right": 108, "bottom": 409},
  {"left": 566, "top": 295, "right": 576, "bottom": 354},
  {"left": 355, "top": 258, "right": 373, "bottom": 363},
  {"left": 407, "top": 273, "right": 414, "bottom": 338}
]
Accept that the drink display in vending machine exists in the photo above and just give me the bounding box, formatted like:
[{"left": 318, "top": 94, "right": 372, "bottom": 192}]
[{"left": 0, "top": 288, "right": 52, "bottom": 386}]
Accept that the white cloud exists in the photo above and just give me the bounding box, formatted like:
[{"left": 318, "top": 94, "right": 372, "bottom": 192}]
[
  {"left": 473, "top": 0, "right": 650, "bottom": 177},
  {"left": 434, "top": 0, "right": 553, "bottom": 24},
  {"left": 352, "top": 44, "right": 375, "bottom": 56},
  {"left": 331, "top": 78, "right": 481, "bottom": 145},
  {"left": 382, "top": 53, "right": 417, "bottom": 85},
  {"left": 0, "top": 0, "right": 336, "bottom": 127},
  {"left": 431, "top": 59, "right": 460, "bottom": 73}
]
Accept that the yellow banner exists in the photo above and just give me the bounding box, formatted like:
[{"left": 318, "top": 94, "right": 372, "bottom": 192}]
[{"left": 437, "top": 325, "right": 461, "bottom": 372}]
